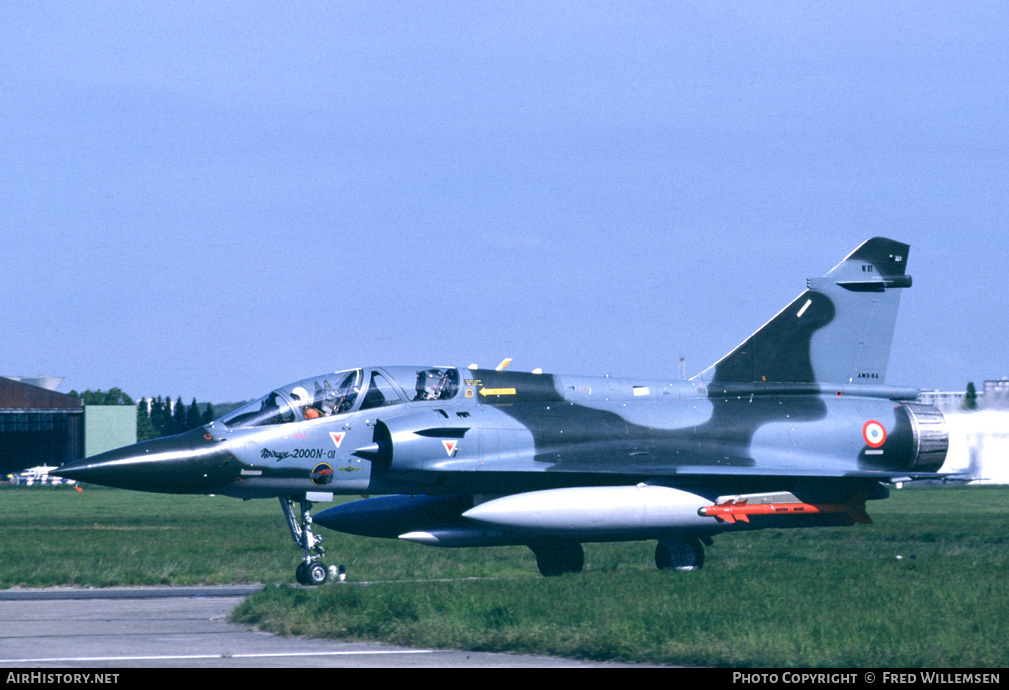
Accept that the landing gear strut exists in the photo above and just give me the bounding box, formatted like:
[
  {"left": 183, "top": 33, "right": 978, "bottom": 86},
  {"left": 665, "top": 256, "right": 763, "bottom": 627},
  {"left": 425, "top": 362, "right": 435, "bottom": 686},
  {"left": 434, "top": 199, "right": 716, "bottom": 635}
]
[
  {"left": 530, "top": 541, "right": 584, "bottom": 577},
  {"left": 280, "top": 497, "right": 328, "bottom": 585}
]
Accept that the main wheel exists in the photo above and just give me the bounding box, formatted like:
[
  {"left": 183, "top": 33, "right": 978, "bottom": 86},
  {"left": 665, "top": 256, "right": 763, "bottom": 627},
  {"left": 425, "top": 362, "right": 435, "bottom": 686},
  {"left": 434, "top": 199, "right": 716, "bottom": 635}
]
[
  {"left": 655, "top": 537, "right": 704, "bottom": 571},
  {"left": 531, "top": 542, "right": 584, "bottom": 577}
]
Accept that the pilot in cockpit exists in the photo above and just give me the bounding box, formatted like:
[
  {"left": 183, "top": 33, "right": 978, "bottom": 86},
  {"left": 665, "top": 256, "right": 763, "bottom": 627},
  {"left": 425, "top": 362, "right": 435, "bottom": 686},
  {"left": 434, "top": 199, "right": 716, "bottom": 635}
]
[
  {"left": 291, "top": 387, "right": 323, "bottom": 420},
  {"left": 414, "top": 368, "right": 458, "bottom": 401}
]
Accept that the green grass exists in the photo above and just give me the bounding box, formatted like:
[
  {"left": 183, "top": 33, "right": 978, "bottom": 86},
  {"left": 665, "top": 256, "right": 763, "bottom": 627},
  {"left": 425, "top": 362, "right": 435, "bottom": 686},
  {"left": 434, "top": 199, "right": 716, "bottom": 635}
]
[
  {"left": 0, "top": 486, "right": 535, "bottom": 586},
  {"left": 3, "top": 485, "right": 1008, "bottom": 666},
  {"left": 0, "top": 486, "right": 293, "bottom": 586}
]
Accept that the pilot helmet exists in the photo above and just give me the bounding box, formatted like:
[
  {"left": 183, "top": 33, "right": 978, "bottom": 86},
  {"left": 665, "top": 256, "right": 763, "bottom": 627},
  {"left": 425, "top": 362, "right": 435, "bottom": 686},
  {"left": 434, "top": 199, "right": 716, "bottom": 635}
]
[
  {"left": 290, "top": 386, "right": 311, "bottom": 407},
  {"left": 424, "top": 369, "right": 445, "bottom": 398}
]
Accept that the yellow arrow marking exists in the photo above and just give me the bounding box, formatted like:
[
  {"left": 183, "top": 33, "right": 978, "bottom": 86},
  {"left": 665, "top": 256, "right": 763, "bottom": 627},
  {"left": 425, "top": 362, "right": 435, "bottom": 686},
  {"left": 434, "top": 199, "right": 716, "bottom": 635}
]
[{"left": 479, "top": 388, "right": 516, "bottom": 397}]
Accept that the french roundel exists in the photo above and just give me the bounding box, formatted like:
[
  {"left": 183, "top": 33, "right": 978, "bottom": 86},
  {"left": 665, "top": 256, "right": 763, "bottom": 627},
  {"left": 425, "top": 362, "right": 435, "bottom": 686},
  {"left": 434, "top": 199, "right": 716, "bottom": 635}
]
[{"left": 862, "top": 420, "right": 887, "bottom": 448}]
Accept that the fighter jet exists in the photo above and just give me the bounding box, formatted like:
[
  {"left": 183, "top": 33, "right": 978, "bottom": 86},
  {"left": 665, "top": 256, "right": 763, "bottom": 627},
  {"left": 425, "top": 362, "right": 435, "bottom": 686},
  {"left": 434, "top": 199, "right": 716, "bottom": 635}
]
[{"left": 56, "top": 238, "right": 949, "bottom": 584}]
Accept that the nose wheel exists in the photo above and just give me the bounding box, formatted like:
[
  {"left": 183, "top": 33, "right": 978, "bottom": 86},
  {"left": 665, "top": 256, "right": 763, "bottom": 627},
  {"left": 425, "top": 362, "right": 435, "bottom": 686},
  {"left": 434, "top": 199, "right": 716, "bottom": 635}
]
[
  {"left": 280, "top": 497, "right": 328, "bottom": 585},
  {"left": 295, "top": 560, "right": 329, "bottom": 586}
]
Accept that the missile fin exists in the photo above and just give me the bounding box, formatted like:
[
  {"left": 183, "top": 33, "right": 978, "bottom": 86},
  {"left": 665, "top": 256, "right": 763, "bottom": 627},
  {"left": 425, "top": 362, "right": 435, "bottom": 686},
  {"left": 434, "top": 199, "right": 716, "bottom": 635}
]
[{"left": 850, "top": 505, "right": 873, "bottom": 524}]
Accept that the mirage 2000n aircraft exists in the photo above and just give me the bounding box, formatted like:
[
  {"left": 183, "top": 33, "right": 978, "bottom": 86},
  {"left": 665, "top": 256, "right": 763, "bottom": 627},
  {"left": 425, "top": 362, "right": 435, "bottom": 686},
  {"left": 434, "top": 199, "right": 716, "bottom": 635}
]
[{"left": 57, "top": 238, "right": 950, "bottom": 584}]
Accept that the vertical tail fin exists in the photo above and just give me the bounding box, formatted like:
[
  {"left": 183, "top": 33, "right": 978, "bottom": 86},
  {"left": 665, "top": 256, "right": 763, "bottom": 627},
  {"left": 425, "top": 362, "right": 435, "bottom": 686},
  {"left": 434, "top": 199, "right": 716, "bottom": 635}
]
[{"left": 694, "top": 238, "right": 911, "bottom": 386}]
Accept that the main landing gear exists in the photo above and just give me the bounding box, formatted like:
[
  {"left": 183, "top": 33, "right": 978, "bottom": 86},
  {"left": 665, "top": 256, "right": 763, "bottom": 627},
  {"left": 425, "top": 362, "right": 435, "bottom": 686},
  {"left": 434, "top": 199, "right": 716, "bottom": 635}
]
[
  {"left": 529, "top": 541, "right": 585, "bottom": 577},
  {"left": 527, "top": 537, "right": 712, "bottom": 576},
  {"left": 280, "top": 497, "right": 329, "bottom": 586},
  {"left": 654, "top": 536, "right": 707, "bottom": 571}
]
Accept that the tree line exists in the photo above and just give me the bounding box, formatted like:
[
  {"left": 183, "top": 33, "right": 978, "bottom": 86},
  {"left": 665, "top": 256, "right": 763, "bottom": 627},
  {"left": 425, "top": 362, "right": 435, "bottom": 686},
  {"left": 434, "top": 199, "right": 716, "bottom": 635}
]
[
  {"left": 137, "top": 396, "right": 216, "bottom": 442},
  {"left": 69, "top": 389, "right": 215, "bottom": 442}
]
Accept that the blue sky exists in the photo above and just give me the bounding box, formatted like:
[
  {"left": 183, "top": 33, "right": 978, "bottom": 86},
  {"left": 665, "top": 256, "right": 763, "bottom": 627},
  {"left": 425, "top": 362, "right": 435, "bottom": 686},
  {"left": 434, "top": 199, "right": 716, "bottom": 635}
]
[{"left": 2, "top": 2, "right": 1006, "bottom": 402}]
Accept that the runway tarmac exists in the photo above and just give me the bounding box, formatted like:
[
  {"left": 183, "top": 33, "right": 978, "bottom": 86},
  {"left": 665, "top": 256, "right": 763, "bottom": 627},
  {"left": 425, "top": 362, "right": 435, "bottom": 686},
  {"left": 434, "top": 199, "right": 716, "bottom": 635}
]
[{"left": 0, "top": 586, "right": 642, "bottom": 668}]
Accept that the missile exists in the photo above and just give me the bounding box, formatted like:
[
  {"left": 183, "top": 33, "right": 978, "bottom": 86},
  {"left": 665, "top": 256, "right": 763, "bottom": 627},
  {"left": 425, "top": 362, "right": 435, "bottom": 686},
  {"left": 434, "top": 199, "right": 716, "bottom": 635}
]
[
  {"left": 462, "top": 485, "right": 714, "bottom": 537},
  {"left": 698, "top": 499, "right": 872, "bottom": 525}
]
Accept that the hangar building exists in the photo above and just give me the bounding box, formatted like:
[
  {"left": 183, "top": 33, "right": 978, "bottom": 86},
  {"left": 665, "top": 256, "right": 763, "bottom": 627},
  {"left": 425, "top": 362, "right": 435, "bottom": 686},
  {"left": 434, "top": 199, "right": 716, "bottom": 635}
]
[
  {"left": 0, "top": 377, "right": 84, "bottom": 475},
  {"left": 1, "top": 377, "right": 137, "bottom": 476}
]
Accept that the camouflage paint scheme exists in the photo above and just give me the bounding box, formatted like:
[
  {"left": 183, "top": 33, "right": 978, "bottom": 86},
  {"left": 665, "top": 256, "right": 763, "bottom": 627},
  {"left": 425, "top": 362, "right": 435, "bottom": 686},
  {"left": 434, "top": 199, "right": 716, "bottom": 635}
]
[{"left": 57, "top": 238, "right": 950, "bottom": 580}]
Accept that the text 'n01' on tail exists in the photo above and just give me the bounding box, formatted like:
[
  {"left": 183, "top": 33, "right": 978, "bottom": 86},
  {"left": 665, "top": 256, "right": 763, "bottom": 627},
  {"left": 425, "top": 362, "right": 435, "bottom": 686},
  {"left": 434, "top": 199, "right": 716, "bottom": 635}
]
[{"left": 692, "top": 237, "right": 911, "bottom": 387}]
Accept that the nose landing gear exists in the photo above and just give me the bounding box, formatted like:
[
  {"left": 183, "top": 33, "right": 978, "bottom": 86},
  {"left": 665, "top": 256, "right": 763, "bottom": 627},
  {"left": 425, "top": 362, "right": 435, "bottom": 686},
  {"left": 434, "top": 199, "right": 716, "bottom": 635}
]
[{"left": 280, "top": 497, "right": 329, "bottom": 585}]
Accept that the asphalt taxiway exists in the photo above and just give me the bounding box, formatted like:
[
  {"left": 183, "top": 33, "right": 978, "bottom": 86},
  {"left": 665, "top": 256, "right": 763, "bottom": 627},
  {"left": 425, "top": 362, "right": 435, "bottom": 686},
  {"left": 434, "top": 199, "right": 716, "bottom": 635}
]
[{"left": 0, "top": 586, "right": 641, "bottom": 668}]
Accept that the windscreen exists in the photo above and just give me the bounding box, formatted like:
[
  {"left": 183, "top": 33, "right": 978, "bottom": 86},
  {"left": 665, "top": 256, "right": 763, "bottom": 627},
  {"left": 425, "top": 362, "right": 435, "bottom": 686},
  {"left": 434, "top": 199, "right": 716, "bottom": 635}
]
[{"left": 220, "top": 391, "right": 296, "bottom": 428}]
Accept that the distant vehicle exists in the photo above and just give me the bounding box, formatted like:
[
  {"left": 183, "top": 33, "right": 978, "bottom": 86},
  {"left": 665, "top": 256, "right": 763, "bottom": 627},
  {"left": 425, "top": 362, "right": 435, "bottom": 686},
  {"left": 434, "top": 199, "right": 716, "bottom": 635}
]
[
  {"left": 58, "top": 238, "right": 951, "bottom": 584},
  {"left": 12, "top": 465, "right": 76, "bottom": 486}
]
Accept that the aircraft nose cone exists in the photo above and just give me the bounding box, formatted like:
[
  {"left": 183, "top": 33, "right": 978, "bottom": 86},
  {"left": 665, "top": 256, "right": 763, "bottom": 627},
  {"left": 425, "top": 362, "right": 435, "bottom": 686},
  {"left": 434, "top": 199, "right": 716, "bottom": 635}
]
[{"left": 55, "top": 428, "right": 239, "bottom": 494}]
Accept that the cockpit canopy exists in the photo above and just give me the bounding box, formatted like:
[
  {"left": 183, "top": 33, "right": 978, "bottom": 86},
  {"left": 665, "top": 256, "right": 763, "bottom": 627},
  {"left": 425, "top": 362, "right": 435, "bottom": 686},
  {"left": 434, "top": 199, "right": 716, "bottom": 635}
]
[{"left": 219, "top": 366, "right": 460, "bottom": 429}]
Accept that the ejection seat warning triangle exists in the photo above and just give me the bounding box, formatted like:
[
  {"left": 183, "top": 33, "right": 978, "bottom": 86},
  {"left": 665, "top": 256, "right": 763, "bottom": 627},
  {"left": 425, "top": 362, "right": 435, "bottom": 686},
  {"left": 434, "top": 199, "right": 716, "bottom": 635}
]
[{"left": 330, "top": 432, "right": 346, "bottom": 449}]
